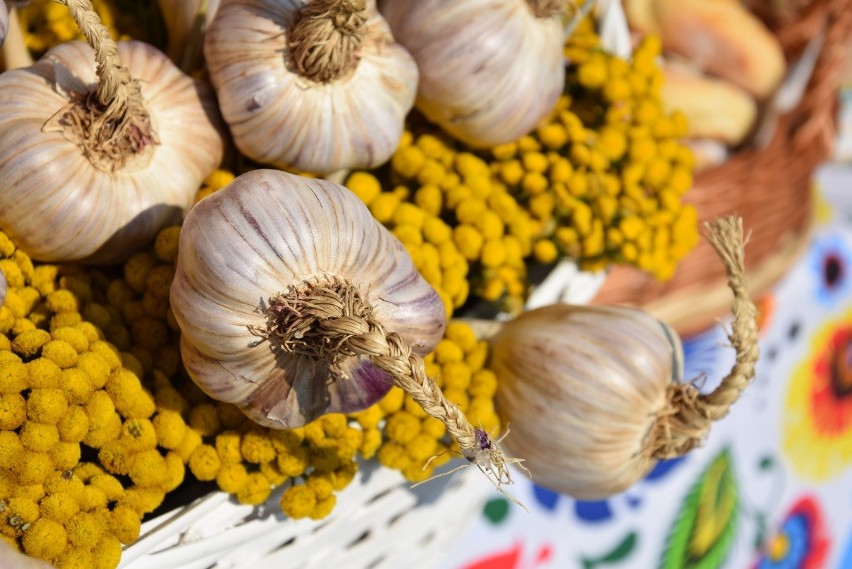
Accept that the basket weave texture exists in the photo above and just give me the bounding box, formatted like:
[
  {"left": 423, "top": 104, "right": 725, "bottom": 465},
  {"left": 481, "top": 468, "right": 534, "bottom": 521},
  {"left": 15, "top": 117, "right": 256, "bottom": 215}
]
[{"left": 591, "top": 0, "right": 852, "bottom": 335}]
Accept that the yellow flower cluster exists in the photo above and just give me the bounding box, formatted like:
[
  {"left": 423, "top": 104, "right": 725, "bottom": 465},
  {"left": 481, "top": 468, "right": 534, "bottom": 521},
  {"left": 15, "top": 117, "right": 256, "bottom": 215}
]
[
  {"left": 348, "top": 134, "right": 539, "bottom": 314},
  {"left": 349, "top": 321, "right": 499, "bottom": 484},
  {"left": 505, "top": 22, "right": 700, "bottom": 279},
  {"left": 0, "top": 233, "right": 163, "bottom": 569},
  {"left": 16, "top": 0, "right": 162, "bottom": 57}
]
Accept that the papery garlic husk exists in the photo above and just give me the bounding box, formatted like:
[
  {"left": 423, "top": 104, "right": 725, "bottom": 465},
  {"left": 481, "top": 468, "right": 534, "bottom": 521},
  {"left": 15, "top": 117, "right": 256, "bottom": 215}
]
[
  {"left": 379, "top": 0, "right": 565, "bottom": 147},
  {"left": 0, "top": 37, "right": 224, "bottom": 263},
  {"left": 491, "top": 304, "right": 684, "bottom": 500},
  {"left": 170, "top": 169, "right": 446, "bottom": 428},
  {"left": 204, "top": 0, "right": 417, "bottom": 175},
  {"left": 157, "top": 0, "right": 221, "bottom": 69},
  {"left": 0, "top": 268, "right": 6, "bottom": 306}
]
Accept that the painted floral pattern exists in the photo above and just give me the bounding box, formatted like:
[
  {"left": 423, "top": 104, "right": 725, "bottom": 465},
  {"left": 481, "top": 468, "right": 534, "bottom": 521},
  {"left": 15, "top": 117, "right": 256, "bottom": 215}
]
[
  {"left": 754, "top": 496, "right": 829, "bottom": 569},
  {"left": 782, "top": 307, "right": 852, "bottom": 482}
]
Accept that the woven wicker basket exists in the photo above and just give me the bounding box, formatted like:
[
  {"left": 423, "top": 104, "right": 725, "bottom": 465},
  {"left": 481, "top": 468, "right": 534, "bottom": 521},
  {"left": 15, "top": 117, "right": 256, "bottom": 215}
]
[{"left": 591, "top": 0, "right": 852, "bottom": 336}]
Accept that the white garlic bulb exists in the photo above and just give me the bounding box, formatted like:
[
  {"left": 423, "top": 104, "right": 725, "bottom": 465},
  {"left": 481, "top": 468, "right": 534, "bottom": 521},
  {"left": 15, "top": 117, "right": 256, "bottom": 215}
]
[
  {"left": 379, "top": 0, "right": 566, "bottom": 147},
  {"left": 171, "top": 169, "right": 447, "bottom": 428},
  {"left": 491, "top": 217, "right": 759, "bottom": 500},
  {"left": 0, "top": 0, "right": 224, "bottom": 264},
  {"left": 157, "top": 0, "right": 221, "bottom": 69},
  {"left": 204, "top": 0, "right": 417, "bottom": 175},
  {"left": 492, "top": 304, "right": 682, "bottom": 499}
]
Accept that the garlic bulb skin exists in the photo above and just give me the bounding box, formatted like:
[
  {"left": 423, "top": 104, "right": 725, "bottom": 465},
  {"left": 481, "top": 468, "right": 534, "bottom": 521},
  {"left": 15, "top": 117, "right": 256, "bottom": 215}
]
[
  {"left": 492, "top": 304, "right": 683, "bottom": 500},
  {"left": 0, "top": 269, "right": 6, "bottom": 306},
  {"left": 0, "top": 541, "right": 55, "bottom": 569},
  {"left": 204, "top": 0, "right": 417, "bottom": 175},
  {"left": 157, "top": 0, "right": 221, "bottom": 64},
  {"left": 171, "top": 169, "right": 446, "bottom": 428},
  {"left": 379, "top": 0, "right": 565, "bottom": 147},
  {"left": 0, "top": 41, "right": 224, "bottom": 263}
]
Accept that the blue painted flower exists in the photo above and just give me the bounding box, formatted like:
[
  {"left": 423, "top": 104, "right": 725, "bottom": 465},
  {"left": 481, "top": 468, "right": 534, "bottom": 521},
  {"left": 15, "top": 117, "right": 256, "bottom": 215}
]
[{"left": 809, "top": 233, "right": 852, "bottom": 306}]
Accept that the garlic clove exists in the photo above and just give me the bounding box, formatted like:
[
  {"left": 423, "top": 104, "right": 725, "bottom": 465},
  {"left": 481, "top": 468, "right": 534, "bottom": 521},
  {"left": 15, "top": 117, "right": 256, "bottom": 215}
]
[
  {"left": 0, "top": 32, "right": 224, "bottom": 263},
  {"left": 379, "top": 0, "right": 565, "bottom": 147},
  {"left": 171, "top": 169, "right": 446, "bottom": 428},
  {"left": 204, "top": 0, "right": 417, "bottom": 174}
]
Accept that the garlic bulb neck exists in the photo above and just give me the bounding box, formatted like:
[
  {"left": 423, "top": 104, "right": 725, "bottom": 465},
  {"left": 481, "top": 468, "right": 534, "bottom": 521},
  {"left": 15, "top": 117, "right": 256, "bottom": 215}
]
[
  {"left": 526, "top": 0, "right": 567, "bottom": 18},
  {"left": 262, "top": 273, "right": 521, "bottom": 483},
  {"left": 648, "top": 216, "right": 760, "bottom": 459},
  {"left": 288, "top": 0, "right": 368, "bottom": 83},
  {"left": 263, "top": 277, "right": 378, "bottom": 368},
  {"left": 50, "top": 0, "right": 157, "bottom": 172}
]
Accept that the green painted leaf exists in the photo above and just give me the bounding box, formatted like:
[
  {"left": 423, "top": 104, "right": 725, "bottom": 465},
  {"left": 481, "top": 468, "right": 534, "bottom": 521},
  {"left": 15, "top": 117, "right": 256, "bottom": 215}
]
[
  {"left": 582, "top": 532, "right": 638, "bottom": 569},
  {"left": 483, "top": 497, "right": 510, "bottom": 524},
  {"left": 659, "top": 448, "right": 739, "bottom": 569}
]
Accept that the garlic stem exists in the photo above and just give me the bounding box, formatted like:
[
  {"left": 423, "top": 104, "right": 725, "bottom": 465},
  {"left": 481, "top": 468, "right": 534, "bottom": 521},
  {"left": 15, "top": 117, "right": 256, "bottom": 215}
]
[
  {"left": 288, "top": 0, "right": 367, "bottom": 83},
  {"left": 264, "top": 277, "right": 524, "bottom": 490},
  {"left": 649, "top": 216, "right": 760, "bottom": 459},
  {"left": 1, "top": 7, "right": 33, "bottom": 71},
  {"left": 54, "top": 0, "right": 157, "bottom": 171},
  {"left": 526, "top": 0, "right": 568, "bottom": 18}
]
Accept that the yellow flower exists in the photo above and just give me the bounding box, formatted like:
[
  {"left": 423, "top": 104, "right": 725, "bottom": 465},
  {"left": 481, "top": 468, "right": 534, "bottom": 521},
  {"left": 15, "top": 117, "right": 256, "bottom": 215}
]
[
  {"left": 22, "top": 517, "right": 67, "bottom": 560},
  {"left": 280, "top": 484, "right": 317, "bottom": 519},
  {"left": 406, "top": 433, "right": 438, "bottom": 463},
  {"left": 241, "top": 430, "right": 277, "bottom": 464},
  {"left": 359, "top": 428, "right": 382, "bottom": 459},
  {"left": 415, "top": 185, "right": 443, "bottom": 216},
  {"left": 499, "top": 160, "right": 524, "bottom": 186},
  {"left": 445, "top": 322, "right": 477, "bottom": 353},
  {"left": 377, "top": 441, "right": 411, "bottom": 470},
  {"left": 480, "top": 239, "right": 507, "bottom": 268},
  {"left": 129, "top": 449, "right": 169, "bottom": 488},
  {"left": 153, "top": 225, "right": 182, "bottom": 263},
  {"left": 277, "top": 445, "right": 309, "bottom": 477},
  {"left": 11, "top": 329, "right": 51, "bottom": 357},
  {"left": 188, "top": 444, "right": 221, "bottom": 481},
  {"left": 40, "top": 492, "right": 81, "bottom": 523},
  {"left": 27, "top": 388, "right": 69, "bottom": 424},
  {"left": 45, "top": 290, "right": 79, "bottom": 314},
  {"left": 216, "top": 462, "right": 248, "bottom": 494},
  {"left": 310, "top": 495, "right": 337, "bottom": 520},
  {"left": 57, "top": 406, "right": 89, "bottom": 444},
  {"left": 109, "top": 505, "right": 141, "bottom": 544},
  {"left": 236, "top": 472, "right": 272, "bottom": 505},
  {"left": 537, "top": 124, "right": 569, "bottom": 149},
  {"left": 345, "top": 171, "right": 382, "bottom": 205},
  {"left": 0, "top": 394, "right": 26, "bottom": 430},
  {"left": 533, "top": 239, "right": 559, "bottom": 264},
  {"left": 41, "top": 340, "right": 78, "bottom": 369},
  {"left": 20, "top": 422, "right": 60, "bottom": 452},
  {"left": 421, "top": 416, "right": 446, "bottom": 439},
  {"left": 65, "top": 511, "right": 105, "bottom": 548},
  {"left": 385, "top": 411, "right": 421, "bottom": 444}
]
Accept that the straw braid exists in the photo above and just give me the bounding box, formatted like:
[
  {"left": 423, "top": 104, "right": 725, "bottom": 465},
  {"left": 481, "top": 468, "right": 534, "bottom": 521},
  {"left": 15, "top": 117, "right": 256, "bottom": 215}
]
[
  {"left": 650, "top": 216, "right": 760, "bottom": 459},
  {"left": 267, "top": 278, "right": 478, "bottom": 453},
  {"left": 47, "top": 0, "right": 156, "bottom": 171}
]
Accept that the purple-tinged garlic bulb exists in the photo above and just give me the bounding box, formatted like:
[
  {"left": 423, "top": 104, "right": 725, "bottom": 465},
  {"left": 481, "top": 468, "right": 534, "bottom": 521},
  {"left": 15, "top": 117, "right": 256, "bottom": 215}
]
[{"left": 170, "top": 169, "right": 446, "bottom": 428}]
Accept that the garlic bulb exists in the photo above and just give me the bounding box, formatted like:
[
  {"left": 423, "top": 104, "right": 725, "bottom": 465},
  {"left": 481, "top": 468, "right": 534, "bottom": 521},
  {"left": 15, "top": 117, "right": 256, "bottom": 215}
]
[
  {"left": 171, "top": 169, "right": 446, "bottom": 427},
  {"left": 492, "top": 217, "right": 759, "bottom": 500},
  {"left": 204, "top": 0, "right": 417, "bottom": 175},
  {"left": 379, "top": 0, "right": 566, "bottom": 147},
  {"left": 157, "top": 0, "right": 221, "bottom": 70},
  {"left": 0, "top": 0, "right": 223, "bottom": 264}
]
